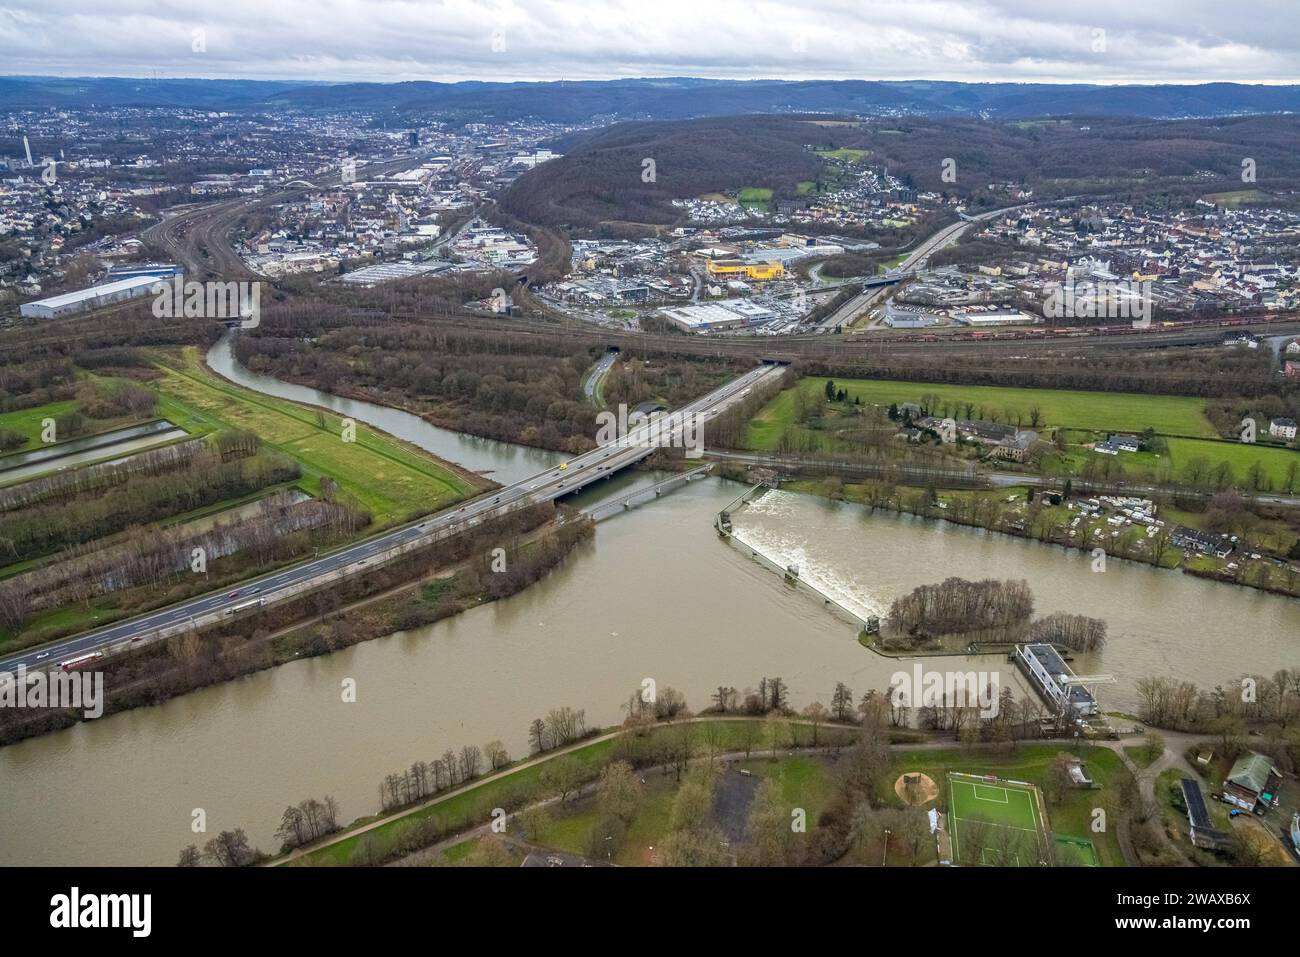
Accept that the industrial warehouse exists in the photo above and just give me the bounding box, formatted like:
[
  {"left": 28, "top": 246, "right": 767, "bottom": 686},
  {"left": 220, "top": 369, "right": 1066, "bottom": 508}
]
[
  {"left": 704, "top": 259, "right": 785, "bottom": 281},
  {"left": 18, "top": 274, "right": 165, "bottom": 319},
  {"left": 657, "top": 299, "right": 776, "bottom": 332}
]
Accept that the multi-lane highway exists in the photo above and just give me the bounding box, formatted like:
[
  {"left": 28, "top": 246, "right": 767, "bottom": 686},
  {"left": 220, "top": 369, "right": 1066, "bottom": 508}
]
[
  {"left": 816, "top": 205, "right": 1023, "bottom": 332},
  {"left": 0, "top": 363, "right": 784, "bottom": 675}
]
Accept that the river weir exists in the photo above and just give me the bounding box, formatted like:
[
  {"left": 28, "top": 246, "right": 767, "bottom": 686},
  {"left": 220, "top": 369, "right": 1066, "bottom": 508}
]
[{"left": 0, "top": 343, "right": 1297, "bottom": 865}]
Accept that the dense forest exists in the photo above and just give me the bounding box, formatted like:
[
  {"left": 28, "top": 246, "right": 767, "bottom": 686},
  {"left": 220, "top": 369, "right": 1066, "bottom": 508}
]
[
  {"left": 501, "top": 115, "right": 828, "bottom": 228},
  {"left": 236, "top": 301, "right": 751, "bottom": 452},
  {"left": 502, "top": 113, "right": 1300, "bottom": 231}
]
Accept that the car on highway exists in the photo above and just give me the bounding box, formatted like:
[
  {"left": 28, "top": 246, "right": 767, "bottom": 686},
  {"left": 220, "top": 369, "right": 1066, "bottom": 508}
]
[
  {"left": 227, "top": 590, "right": 239, "bottom": 599},
  {"left": 35, "top": 652, "right": 49, "bottom": 660},
  {"left": 559, "top": 462, "right": 568, "bottom": 470}
]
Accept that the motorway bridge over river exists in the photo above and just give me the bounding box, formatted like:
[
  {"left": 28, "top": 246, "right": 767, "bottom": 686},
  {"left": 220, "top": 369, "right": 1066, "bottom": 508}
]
[{"left": 0, "top": 365, "right": 785, "bottom": 675}]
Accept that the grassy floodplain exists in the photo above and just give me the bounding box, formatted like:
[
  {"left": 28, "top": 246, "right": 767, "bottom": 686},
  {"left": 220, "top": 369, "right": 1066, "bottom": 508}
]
[
  {"left": 0, "top": 399, "right": 82, "bottom": 452},
  {"left": 150, "top": 347, "right": 476, "bottom": 526},
  {"left": 0, "top": 352, "right": 478, "bottom": 648},
  {"left": 744, "top": 376, "right": 1218, "bottom": 451},
  {"left": 284, "top": 716, "right": 1132, "bottom": 869}
]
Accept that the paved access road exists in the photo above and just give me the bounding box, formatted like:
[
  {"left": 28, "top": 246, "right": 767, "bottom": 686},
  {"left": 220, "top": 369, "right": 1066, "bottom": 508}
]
[
  {"left": 582, "top": 349, "right": 619, "bottom": 403},
  {"left": 0, "top": 364, "right": 784, "bottom": 675}
]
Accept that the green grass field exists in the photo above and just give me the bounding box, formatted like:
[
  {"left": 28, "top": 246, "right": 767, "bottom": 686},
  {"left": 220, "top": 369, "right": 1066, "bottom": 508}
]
[
  {"left": 743, "top": 377, "right": 1217, "bottom": 451},
  {"left": 436, "top": 835, "right": 523, "bottom": 866},
  {"left": 1201, "top": 189, "right": 1267, "bottom": 207},
  {"left": 288, "top": 720, "right": 862, "bottom": 867},
  {"left": 297, "top": 738, "right": 619, "bottom": 866},
  {"left": 150, "top": 348, "right": 475, "bottom": 526},
  {"left": 1162, "top": 436, "right": 1300, "bottom": 491},
  {"left": 531, "top": 774, "right": 678, "bottom": 866},
  {"left": 948, "top": 773, "right": 1047, "bottom": 866},
  {"left": 734, "top": 754, "right": 836, "bottom": 824},
  {"left": 815, "top": 147, "right": 870, "bottom": 163},
  {"left": 0, "top": 399, "right": 81, "bottom": 453},
  {"left": 1045, "top": 433, "right": 1299, "bottom": 492}
]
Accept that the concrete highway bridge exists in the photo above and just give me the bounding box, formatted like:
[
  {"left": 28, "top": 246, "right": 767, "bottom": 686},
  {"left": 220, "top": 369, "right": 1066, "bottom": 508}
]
[{"left": 0, "top": 364, "right": 785, "bottom": 675}]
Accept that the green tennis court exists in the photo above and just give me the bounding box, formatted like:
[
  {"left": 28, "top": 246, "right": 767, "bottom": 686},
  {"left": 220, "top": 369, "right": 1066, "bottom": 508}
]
[
  {"left": 948, "top": 772, "right": 1048, "bottom": 866},
  {"left": 1053, "top": 835, "right": 1100, "bottom": 867}
]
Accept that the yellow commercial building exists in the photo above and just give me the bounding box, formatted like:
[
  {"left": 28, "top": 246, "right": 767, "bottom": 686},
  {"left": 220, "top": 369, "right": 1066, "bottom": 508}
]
[{"left": 705, "top": 259, "right": 785, "bottom": 281}]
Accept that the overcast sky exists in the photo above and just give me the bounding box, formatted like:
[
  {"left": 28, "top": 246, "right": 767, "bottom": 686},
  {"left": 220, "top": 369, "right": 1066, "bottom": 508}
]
[{"left": 3, "top": 0, "right": 1298, "bottom": 85}]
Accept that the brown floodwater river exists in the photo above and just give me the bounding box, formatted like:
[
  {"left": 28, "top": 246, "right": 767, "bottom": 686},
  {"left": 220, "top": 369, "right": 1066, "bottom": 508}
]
[{"left": 0, "top": 340, "right": 1295, "bottom": 865}]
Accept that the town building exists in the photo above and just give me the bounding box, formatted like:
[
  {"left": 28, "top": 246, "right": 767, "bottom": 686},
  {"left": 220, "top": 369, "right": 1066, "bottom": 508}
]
[
  {"left": 1221, "top": 751, "right": 1281, "bottom": 812},
  {"left": 1170, "top": 526, "right": 1234, "bottom": 558},
  {"left": 657, "top": 302, "right": 757, "bottom": 333},
  {"left": 705, "top": 259, "right": 785, "bottom": 282},
  {"left": 1269, "top": 417, "right": 1297, "bottom": 441},
  {"left": 882, "top": 301, "right": 942, "bottom": 328},
  {"left": 990, "top": 430, "right": 1040, "bottom": 462},
  {"left": 1180, "top": 778, "right": 1231, "bottom": 849}
]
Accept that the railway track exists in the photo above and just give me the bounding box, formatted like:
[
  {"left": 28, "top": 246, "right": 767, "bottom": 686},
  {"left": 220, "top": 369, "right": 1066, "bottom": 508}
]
[
  {"left": 384, "top": 310, "right": 1300, "bottom": 366},
  {"left": 103, "top": 172, "right": 1300, "bottom": 370}
]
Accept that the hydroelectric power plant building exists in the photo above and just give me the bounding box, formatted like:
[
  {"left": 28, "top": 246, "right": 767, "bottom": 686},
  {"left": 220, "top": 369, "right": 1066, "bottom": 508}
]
[{"left": 1014, "top": 643, "right": 1099, "bottom": 717}]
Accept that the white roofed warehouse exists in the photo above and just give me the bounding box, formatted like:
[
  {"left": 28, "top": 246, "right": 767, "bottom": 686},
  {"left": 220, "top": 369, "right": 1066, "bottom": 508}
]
[{"left": 19, "top": 276, "right": 162, "bottom": 320}]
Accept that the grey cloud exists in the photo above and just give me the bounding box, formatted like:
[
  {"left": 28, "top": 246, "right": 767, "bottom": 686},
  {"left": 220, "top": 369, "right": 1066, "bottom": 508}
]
[{"left": 1, "top": 0, "right": 1296, "bottom": 83}]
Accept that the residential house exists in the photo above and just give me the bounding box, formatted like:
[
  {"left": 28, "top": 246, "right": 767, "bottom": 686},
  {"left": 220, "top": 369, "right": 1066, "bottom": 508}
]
[
  {"left": 1222, "top": 751, "right": 1281, "bottom": 812},
  {"left": 991, "top": 430, "right": 1040, "bottom": 462},
  {"left": 1170, "top": 526, "right": 1234, "bottom": 558}
]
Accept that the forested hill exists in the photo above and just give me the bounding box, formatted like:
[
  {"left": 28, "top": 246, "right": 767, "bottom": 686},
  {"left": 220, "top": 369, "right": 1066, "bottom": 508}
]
[
  {"left": 499, "top": 115, "right": 830, "bottom": 228},
  {"left": 500, "top": 113, "right": 1300, "bottom": 230},
  {"left": 5, "top": 76, "right": 1300, "bottom": 121}
]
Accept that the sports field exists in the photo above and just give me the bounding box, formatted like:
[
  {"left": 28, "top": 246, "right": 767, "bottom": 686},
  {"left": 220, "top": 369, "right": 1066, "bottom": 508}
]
[{"left": 948, "top": 772, "right": 1048, "bottom": 866}]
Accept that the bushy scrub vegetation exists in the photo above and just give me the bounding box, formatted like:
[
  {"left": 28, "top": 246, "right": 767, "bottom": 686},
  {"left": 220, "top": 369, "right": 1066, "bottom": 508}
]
[
  {"left": 0, "top": 441, "right": 298, "bottom": 565},
  {"left": 882, "top": 577, "right": 1034, "bottom": 648}
]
